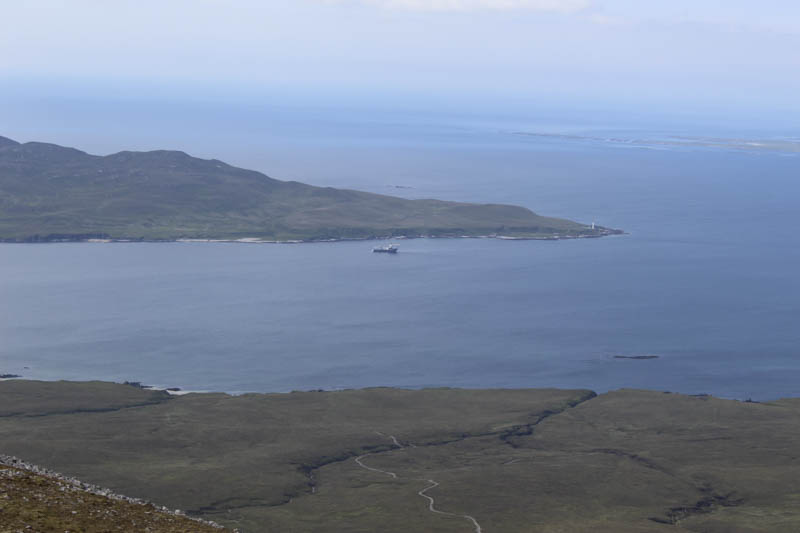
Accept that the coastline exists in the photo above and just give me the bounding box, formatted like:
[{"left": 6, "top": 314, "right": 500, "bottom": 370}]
[
  {"left": 0, "top": 227, "right": 624, "bottom": 245},
  {"left": 0, "top": 376, "right": 783, "bottom": 403}
]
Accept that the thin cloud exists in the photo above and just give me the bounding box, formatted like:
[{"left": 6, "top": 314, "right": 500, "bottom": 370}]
[
  {"left": 587, "top": 13, "right": 626, "bottom": 26},
  {"left": 325, "top": 0, "right": 592, "bottom": 12}
]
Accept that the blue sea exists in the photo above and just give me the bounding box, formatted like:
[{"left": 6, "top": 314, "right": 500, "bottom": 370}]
[{"left": 1, "top": 100, "right": 799, "bottom": 400}]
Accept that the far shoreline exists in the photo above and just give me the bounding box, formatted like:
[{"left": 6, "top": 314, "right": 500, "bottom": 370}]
[
  {"left": 0, "top": 228, "right": 624, "bottom": 245},
  {"left": 0, "top": 376, "right": 782, "bottom": 403}
]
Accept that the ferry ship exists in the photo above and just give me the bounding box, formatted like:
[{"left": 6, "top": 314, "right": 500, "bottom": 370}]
[{"left": 372, "top": 244, "right": 398, "bottom": 254}]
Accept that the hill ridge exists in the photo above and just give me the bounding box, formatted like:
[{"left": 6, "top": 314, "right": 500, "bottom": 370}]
[{"left": 0, "top": 135, "right": 620, "bottom": 242}]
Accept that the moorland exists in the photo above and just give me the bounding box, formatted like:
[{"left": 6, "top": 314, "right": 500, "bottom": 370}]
[{"left": 0, "top": 380, "right": 798, "bottom": 532}]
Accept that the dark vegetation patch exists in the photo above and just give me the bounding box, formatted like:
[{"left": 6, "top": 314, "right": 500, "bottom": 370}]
[{"left": 649, "top": 487, "right": 745, "bottom": 525}]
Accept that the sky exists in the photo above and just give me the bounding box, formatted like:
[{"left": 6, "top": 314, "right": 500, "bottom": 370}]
[{"left": 3, "top": 0, "right": 800, "bottom": 120}]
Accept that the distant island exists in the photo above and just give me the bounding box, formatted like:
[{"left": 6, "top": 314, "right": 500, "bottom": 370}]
[{"left": 0, "top": 135, "right": 620, "bottom": 243}]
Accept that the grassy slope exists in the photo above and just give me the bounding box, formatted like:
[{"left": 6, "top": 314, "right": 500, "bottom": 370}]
[
  {"left": 2, "top": 381, "right": 796, "bottom": 532},
  {"left": 0, "top": 381, "right": 591, "bottom": 531},
  {"left": 0, "top": 463, "right": 224, "bottom": 532},
  {"left": 0, "top": 136, "right": 606, "bottom": 242}
]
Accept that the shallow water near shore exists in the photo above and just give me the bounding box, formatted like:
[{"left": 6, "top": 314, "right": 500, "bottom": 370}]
[{"left": 1, "top": 114, "right": 799, "bottom": 400}]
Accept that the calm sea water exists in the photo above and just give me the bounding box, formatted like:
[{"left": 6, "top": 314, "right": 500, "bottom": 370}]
[{"left": 1, "top": 111, "right": 799, "bottom": 400}]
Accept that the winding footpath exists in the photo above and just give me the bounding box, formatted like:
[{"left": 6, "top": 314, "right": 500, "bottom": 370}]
[
  {"left": 418, "top": 480, "right": 483, "bottom": 533},
  {"left": 353, "top": 454, "right": 398, "bottom": 479},
  {"left": 353, "top": 433, "right": 483, "bottom": 533}
]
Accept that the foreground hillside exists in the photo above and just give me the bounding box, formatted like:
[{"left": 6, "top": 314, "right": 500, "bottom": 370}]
[
  {"left": 0, "top": 135, "right": 615, "bottom": 242},
  {"left": 1, "top": 380, "right": 797, "bottom": 532},
  {"left": 0, "top": 456, "right": 225, "bottom": 532}
]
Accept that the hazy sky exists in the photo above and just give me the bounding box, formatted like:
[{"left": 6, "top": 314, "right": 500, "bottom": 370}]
[{"left": 3, "top": 0, "right": 800, "bottom": 116}]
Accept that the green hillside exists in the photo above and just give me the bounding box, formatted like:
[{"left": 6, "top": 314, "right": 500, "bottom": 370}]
[{"left": 0, "top": 136, "right": 616, "bottom": 242}]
